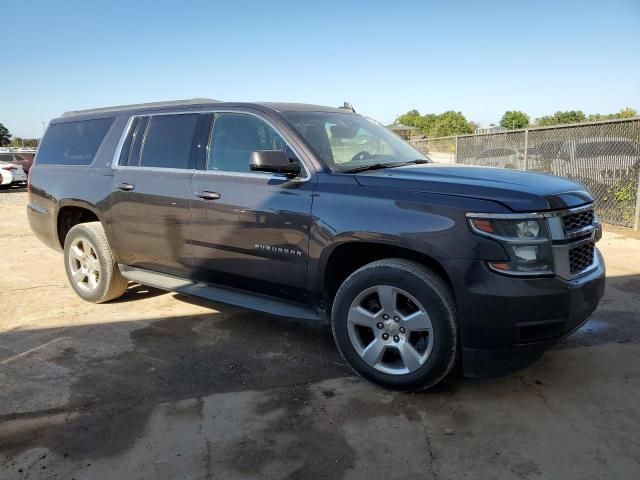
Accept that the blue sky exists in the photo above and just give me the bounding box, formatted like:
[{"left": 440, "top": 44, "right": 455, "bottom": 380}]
[{"left": 3, "top": 0, "right": 639, "bottom": 138}]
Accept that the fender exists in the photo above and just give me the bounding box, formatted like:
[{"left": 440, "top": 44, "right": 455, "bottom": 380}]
[{"left": 306, "top": 173, "right": 510, "bottom": 298}]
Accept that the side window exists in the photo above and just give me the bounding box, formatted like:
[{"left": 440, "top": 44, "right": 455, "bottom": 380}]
[
  {"left": 139, "top": 114, "right": 199, "bottom": 169},
  {"left": 36, "top": 117, "right": 114, "bottom": 166},
  {"left": 207, "top": 113, "right": 286, "bottom": 172},
  {"left": 118, "top": 117, "right": 142, "bottom": 167}
]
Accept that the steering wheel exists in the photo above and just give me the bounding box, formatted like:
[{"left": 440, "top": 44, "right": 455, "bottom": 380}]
[{"left": 350, "top": 151, "right": 371, "bottom": 162}]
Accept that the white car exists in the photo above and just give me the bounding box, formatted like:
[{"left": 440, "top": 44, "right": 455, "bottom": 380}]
[{"left": 0, "top": 154, "right": 28, "bottom": 188}]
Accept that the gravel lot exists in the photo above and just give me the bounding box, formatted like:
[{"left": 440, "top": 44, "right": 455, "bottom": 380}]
[{"left": 1, "top": 188, "right": 639, "bottom": 480}]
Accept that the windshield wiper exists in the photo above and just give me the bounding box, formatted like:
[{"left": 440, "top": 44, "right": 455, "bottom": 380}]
[
  {"left": 403, "top": 159, "right": 430, "bottom": 165},
  {"left": 342, "top": 159, "right": 430, "bottom": 174},
  {"left": 342, "top": 163, "right": 396, "bottom": 173}
]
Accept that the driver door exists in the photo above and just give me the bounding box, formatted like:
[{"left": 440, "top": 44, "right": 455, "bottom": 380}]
[{"left": 189, "top": 112, "right": 315, "bottom": 302}]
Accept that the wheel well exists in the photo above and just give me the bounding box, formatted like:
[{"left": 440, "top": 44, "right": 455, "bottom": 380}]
[
  {"left": 57, "top": 206, "right": 99, "bottom": 248},
  {"left": 322, "top": 242, "right": 453, "bottom": 311}
]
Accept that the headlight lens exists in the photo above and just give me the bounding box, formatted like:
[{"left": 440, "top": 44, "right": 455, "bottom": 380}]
[{"left": 468, "top": 216, "right": 554, "bottom": 276}]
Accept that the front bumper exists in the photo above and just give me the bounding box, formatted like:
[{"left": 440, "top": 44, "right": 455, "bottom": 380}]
[{"left": 451, "top": 249, "right": 605, "bottom": 378}]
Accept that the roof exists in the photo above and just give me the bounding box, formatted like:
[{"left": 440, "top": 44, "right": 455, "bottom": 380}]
[
  {"left": 257, "top": 102, "right": 353, "bottom": 114},
  {"left": 61, "top": 98, "right": 221, "bottom": 117},
  {"left": 60, "top": 99, "right": 354, "bottom": 119}
]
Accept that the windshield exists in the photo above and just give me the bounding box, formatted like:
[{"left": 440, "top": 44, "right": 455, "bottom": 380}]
[{"left": 283, "top": 111, "right": 430, "bottom": 172}]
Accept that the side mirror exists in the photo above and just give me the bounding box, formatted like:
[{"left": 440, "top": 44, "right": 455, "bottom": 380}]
[{"left": 249, "top": 150, "right": 302, "bottom": 177}]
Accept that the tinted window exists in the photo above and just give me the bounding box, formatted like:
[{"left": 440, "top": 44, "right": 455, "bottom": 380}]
[
  {"left": 0, "top": 154, "right": 14, "bottom": 162},
  {"left": 208, "top": 114, "right": 286, "bottom": 172},
  {"left": 139, "top": 114, "right": 199, "bottom": 169},
  {"left": 118, "top": 117, "right": 141, "bottom": 167},
  {"left": 284, "top": 111, "right": 428, "bottom": 172},
  {"left": 36, "top": 118, "right": 114, "bottom": 165}
]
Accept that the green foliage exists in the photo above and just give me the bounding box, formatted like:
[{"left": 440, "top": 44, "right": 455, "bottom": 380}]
[
  {"left": 500, "top": 111, "right": 530, "bottom": 129},
  {"left": 430, "top": 111, "right": 473, "bottom": 137},
  {"left": 0, "top": 123, "right": 11, "bottom": 147},
  {"left": 587, "top": 108, "right": 638, "bottom": 122},
  {"left": 396, "top": 110, "right": 473, "bottom": 137},
  {"left": 396, "top": 110, "right": 421, "bottom": 128},
  {"left": 535, "top": 110, "right": 586, "bottom": 127},
  {"left": 617, "top": 107, "right": 638, "bottom": 118},
  {"left": 396, "top": 106, "right": 638, "bottom": 137},
  {"left": 10, "top": 137, "right": 39, "bottom": 148}
]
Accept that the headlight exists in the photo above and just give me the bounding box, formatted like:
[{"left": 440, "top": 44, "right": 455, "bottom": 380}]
[{"left": 467, "top": 214, "right": 554, "bottom": 276}]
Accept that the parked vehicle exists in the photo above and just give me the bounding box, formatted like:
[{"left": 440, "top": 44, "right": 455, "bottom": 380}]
[
  {"left": 0, "top": 153, "right": 29, "bottom": 188},
  {"left": 471, "top": 147, "right": 547, "bottom": 171},
  {"left": 27, "top": 99, "right": 605, "bottom": 391},
  {"left": 549, "top": 137, "right": 640, "bottom": 186},
  {"left": 473, "top": 147, "right": 524, "bottom": 169}
]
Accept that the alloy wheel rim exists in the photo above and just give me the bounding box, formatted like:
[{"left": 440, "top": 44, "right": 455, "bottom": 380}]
[
  {"left": 347, "top": 285, "right": 433, "bottom": 375},
  {"left": 68, "top": 237, "right": 101, "bottom": 293}
]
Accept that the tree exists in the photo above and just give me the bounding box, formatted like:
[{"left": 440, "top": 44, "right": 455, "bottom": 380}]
[
  {"left": 535, "top": 110, "right": 585, "bottom": 127},
  {"left": 395, "top": 109, "right": 475, "bottom": 137},
  {"left": 10, "top": 137, "right": 39, "bottom": 148},
  {"left": 397, "top": 109, "right": 421, "bottom": 128},
  {"left": 500, "top": 111, "right": 530, "bottom": 129},
  {"left": 616, "top": 107, "right": 637, "bottom": 119},
  {"left": 0, "top": 123, "right": 11, "bottom": 147},
  {"left": 429, "top": 111, "right": 473, "bottom": 137}
]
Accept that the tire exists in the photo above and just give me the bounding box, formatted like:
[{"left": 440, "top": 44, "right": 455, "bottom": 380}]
[
  {"left": 63, "top": 221, "right": 128, "bottom": 303},
  {"left": 331, "top": 258, "right": 457, "bottom": 391}
]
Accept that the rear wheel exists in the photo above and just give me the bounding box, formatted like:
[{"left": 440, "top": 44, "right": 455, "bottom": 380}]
[
  {"left": 63, "top": 222, "right": 128, "bottom": 303},
  {"left": 331, "top": 259, "right": 457, "bottom": 391}
]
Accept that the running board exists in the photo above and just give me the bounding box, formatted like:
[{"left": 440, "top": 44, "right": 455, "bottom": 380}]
[{"left": 118, "top": 265, "right": 320, "bottom": 321}]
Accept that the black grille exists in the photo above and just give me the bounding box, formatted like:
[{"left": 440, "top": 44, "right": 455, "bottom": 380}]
[
  {"left": 569, "top": 242, "right": 595, "bottom": 274},
  {"left": 563, "top": 209, "right": 594, "bottom": 231}
]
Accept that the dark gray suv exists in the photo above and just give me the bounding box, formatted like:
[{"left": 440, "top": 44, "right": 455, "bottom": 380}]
[{"left": 27, "top": 99, "right": 605, "bottom": 390}]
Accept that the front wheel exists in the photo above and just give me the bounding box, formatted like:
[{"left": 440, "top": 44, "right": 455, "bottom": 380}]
[{"left": 331, "top": 259, "right": 458, "bottom": 391}]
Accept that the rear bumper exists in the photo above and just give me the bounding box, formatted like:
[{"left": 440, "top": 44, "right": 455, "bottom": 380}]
[{"left": 453, "top": 250, "right": 605, "bottom": 378}]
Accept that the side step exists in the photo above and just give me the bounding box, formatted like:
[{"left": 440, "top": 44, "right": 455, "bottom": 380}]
[{"left": 119, "top": 265, "right": 321, "bottom": 321}]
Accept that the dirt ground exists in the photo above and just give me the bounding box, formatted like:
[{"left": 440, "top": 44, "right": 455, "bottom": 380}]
[{"left": 1, "top": 187, "right": 639, "bottom": 480}]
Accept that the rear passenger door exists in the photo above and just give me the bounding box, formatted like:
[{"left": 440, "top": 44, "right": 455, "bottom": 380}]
[{"left": 110, "top": 112, "right": 205, "bottom": 276}]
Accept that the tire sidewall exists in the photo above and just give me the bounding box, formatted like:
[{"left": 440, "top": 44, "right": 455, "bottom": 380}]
[
  {"left": 332, "top": 263, "right": 456, "bottom": 391},
  {"left": 64, "top": 225, "right": 112, "bottom": 303}
]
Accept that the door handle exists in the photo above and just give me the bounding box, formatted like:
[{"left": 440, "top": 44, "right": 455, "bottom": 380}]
[
  {"left": 196, "top": 191, "right": 221, "bottom": 200},
  {"left": 117, "top": 182, "right": 135, "bottom": 192}
]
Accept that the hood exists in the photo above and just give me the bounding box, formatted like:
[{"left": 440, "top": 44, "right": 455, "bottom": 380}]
[{"left": 354, "top": 164, "right": 593, "bottom": 212}]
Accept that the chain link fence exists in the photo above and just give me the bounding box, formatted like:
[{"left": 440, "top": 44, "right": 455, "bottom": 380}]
[
  {"left": 410, "top": 118, "right": 640, "bottom": 229},
  {"left": 411, "top": 136, "right": 456, "bottom": 163}
]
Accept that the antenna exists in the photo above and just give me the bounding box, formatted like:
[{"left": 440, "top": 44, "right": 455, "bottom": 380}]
[{"left": 341, "top": 102, "right": 356, "bottom": 113}]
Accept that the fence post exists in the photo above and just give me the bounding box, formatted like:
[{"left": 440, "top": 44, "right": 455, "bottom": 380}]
[
  {"left": 523, "top": 129, "right": 529, "bottom": 171},
  {"left": 634, "top": 167, "right": 640, "bottom": 232},
  {"left": 454, "top": 136, "right": 458, "bottom": 164}
]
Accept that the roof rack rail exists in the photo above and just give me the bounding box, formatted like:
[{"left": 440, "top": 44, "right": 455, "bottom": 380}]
[{"left": 61, "top": 98, "right": 221, "bottom": 117}]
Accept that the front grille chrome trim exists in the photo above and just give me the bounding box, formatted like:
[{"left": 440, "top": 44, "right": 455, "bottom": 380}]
[{"left": 547, "top": 204, "right": 599, "bottom": 280}]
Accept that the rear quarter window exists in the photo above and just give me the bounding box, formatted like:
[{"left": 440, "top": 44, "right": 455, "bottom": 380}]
[{"left": 36, "top": 117, "right": 114, "bottom": 165}]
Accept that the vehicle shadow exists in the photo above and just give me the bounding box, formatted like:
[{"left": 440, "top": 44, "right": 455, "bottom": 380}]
[
  {"left": 0, "top": 185, "right": 27, "bottom": 194},
  {"left": 1, "top": 272, "right": 637, "bottom": 463},
  {"left": 0, "top": 308, "right": 350, "bottom": 459},
  {"left": 110, "top": 282, "right": 167, "bottom": 303}
]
